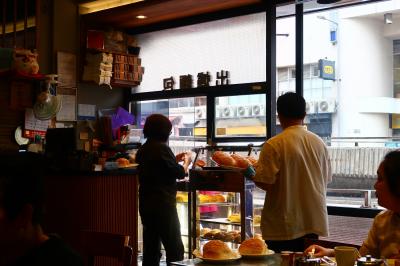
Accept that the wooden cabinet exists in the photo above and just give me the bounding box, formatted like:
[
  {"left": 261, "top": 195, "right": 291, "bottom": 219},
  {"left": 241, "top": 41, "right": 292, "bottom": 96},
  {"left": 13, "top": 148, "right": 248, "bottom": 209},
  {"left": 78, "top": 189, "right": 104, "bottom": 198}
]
[{"left": 43, "top": 172, "right": 139, "bottom": 266}]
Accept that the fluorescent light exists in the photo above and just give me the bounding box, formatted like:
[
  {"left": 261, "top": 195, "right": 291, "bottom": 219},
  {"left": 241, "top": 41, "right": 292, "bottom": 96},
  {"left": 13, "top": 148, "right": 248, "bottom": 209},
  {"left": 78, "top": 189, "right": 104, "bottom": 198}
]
[
  {"left": 79, "top": 0, "right": 144, "bottom": 15},
  {"left": 136, "top": 15, "right": 147, "bottom": 19}
]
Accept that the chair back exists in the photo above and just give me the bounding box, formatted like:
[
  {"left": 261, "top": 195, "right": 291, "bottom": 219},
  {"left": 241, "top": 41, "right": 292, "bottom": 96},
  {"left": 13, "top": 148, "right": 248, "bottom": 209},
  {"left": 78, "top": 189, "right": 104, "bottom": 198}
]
[{"left": 80, "top": 231, "right": 133, "bottom": 266}]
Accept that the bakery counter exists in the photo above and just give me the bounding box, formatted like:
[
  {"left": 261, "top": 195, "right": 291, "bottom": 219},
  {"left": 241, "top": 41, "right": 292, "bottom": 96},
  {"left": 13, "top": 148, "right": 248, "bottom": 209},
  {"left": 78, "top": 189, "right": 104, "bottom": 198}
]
[
  {"left": 171, "top": 254, "right": 281, "bottom": 266},
  {"left": 45, "top": 166, "right": 138, "bottom": 176},
  {"left": 43, "top": 171, "right": 138, "bottom": 266}
]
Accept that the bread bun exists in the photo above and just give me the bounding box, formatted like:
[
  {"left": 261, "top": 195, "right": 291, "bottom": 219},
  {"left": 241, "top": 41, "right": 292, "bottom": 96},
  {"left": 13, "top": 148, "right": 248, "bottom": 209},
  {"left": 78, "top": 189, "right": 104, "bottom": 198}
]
[
  {"left": 201, "top": 228, "right": 211, "bottom": 236},
  {"left": 116, "top": 157, "right": 130, "bottom": 167},
  {"left": 203, "top": 240, "right": 235, "bottom": 259},
  {"left": 246, "top": 156, "right": 258, "bottom": 167},
  {"left": 223, "top": 233, "right": 235, "bottom": 242},
  {"left": 254, "top": 233, "right": 263, "bottom": 240},
  {"left": 199, "top": 194, "right": 211, "bottom": 203},
  {"left": 233, "top": 234, "right": 241, "bottom": 244},
  {"left": 231, "top": 154, "right": 251, "bottom": 169},
  {"left": 239, "top": 238, "right": 268, "bottom": 255},
  {"left": 214, "top": 231, "right": 227, "bottom": 240},
  {"left": 228, "top": 213, "right": 240, "bottom": 223},
  {"left": 203, "top": 232, "right": 214, "bottom": 239},
  {"left": 176, "top": 192, "right": 188, "bottom": 203},
  {"left": 212, "top": 151, "right": 237, "bottom": 167},
  {"left": 210, "top": 194, "right": 225, "bottom": 203},
  {"left": 195, "top": 159, "right": 206, "bottom": 167}
]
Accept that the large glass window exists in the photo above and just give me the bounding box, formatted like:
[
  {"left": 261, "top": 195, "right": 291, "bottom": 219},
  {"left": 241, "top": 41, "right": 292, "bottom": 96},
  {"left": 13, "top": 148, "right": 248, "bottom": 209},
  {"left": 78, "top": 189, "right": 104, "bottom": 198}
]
[
  {"left": 301, "top": 1, "right": 400, "bottom": 211},
  {"left": 215, "top": 94, "right": 267, "bottom": 138}
]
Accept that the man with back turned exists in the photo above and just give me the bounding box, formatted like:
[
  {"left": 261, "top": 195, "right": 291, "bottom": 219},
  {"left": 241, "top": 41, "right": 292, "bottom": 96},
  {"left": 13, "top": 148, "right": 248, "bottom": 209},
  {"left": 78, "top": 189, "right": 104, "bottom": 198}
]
[{"left": 253, "top": 92, "right": 332, "bottom": 252}]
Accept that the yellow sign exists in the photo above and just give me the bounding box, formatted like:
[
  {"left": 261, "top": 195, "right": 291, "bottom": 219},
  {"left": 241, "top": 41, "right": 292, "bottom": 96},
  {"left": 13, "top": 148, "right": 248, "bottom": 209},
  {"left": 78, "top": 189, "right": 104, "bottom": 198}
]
[
  {"left": 392, "top": 114, "right": 400, "bottom": 129},
  {"left": 324, "top": 65, "right": 334, "bottom": 75}
]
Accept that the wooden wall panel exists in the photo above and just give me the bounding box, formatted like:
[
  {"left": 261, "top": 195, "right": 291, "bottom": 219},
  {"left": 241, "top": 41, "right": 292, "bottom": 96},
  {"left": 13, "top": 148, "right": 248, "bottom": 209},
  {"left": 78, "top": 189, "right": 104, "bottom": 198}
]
[{"left": 43, "top": 174, "right": 138, "bottom": 266}]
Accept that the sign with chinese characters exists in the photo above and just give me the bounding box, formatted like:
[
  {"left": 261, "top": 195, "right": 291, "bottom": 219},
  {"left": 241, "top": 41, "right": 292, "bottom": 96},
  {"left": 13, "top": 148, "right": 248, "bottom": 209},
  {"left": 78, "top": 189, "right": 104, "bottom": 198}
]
[
  {"left": 163, "top": 76, "right": 175, "bottom": 90},
  {"left": 197, "top": 72, "right": 211, "bottom": 87},
  {"left": 179, "top": 74, "right": 193, "bottom": 89},
  {"left": 163, "top": 70, "right": 230, "bottom": 90},
  {"left": 318, "top": 59, "right": 335, "bottom": 80}
]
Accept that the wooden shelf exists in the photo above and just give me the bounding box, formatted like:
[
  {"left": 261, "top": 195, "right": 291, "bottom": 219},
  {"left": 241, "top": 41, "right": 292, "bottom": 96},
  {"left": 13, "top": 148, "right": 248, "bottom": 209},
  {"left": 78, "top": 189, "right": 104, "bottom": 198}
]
[
  {"left": 86, "top": 47, "right": 139, "bottom": 57},
  {"left": 111, "top": 79, "right": 140, "bottom": 88},
  {"left": 0, "top": 70, "right": 46, "bottom": 81}
]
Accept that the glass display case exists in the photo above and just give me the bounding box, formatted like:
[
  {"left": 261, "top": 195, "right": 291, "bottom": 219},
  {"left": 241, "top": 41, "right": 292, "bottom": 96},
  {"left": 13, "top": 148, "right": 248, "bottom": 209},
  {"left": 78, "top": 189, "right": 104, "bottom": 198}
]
[{"left": 187, "top": 147, "right": 263, "bottom": 256}]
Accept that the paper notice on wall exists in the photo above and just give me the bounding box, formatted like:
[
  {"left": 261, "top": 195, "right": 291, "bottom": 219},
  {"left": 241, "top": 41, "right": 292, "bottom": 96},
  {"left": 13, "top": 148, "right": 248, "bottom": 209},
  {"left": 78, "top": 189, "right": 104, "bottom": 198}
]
[
  {"left": 56, "top": 87, "right": 77, "bottom": 121},
  {"left": 24, "top": 108, "right": 51, "bottom": 139},
  {"left": 57, "top": 52, "right": 76, "bottom": 88},
  {"left": 78, "top": 104, "right": 96, "bottom": 120}
]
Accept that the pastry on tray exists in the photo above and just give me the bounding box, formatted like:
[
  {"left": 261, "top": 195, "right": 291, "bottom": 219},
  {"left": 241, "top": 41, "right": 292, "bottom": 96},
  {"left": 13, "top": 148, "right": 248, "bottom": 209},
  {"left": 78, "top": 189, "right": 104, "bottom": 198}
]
[
  {"left": 203, "top": 240, "right": 236, "bottom": 259},
  {"left": 227, "top": 213, "right": 241, "bottom": 223},
  {"left": 239, "top": 238, "right": 268, "bottom": 256}
]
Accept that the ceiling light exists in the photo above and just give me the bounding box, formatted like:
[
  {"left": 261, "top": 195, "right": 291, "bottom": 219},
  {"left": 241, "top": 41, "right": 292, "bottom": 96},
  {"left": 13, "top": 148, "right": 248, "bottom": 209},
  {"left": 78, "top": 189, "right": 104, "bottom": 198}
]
[
  {"left": 384, "top": 13, "right": 393, "bottom": 24},
  {"left": 136, "top": 15, "right": 147, "bottom": 19}
]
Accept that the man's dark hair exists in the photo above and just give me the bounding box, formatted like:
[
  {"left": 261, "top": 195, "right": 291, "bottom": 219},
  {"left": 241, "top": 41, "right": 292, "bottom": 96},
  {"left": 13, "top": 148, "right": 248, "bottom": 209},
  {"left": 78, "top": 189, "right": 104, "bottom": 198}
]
[
  {"left": 277, "top": 92, "right": 306, "bottom": 119},
  {"left": 143, "top": 114, "right": 172, "bottom": 142},
  {"left": 383, "top": 150, "right": 400, "bottom": 197},
  {"left": 0, "top": 151, "right": 45, "bottom": 225}
]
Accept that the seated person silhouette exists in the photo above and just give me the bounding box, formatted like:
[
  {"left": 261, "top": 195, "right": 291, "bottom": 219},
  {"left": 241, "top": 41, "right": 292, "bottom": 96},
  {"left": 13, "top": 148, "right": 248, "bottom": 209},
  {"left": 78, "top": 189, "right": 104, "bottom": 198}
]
[{"left": 0, "top": 151, "right": 83, "bottom": 266}]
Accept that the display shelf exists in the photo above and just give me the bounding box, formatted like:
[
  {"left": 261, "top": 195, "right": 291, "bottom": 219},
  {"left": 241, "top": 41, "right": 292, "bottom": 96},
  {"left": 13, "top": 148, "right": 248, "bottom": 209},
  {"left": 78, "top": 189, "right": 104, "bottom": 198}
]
[
  {"left": 198, "top": 217, "right": 241, "bottom": 226},
  {"left": 177, "top": 202, "right": 239, "bottom": 207},
  {"left": 199, "top": 202, "right": 239, "bottom": 207},
  {"left": 198, "top": 217, "right": 260, "bottom": 226},
  {"left": 199, "top": 237, "right": 241, "bottom": 244}
]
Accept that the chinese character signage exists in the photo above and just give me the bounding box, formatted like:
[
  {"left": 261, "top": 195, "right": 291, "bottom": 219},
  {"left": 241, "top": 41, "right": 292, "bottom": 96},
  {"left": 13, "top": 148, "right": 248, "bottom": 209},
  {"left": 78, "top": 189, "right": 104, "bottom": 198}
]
[
  {"left": 319, "top": 59, "right": 335, "bottom": 80},
  {"left": 197, "top": 72, "right": 211, "bottom": 87},
  {"left": 179, "top": 74, "right": 193, "bottom": 89},
  {"left": 163, "top": 70, "right": 230, "bottom": 90},
  {"left": 163, "top": 76, "right": 175, "bottom": 90}
]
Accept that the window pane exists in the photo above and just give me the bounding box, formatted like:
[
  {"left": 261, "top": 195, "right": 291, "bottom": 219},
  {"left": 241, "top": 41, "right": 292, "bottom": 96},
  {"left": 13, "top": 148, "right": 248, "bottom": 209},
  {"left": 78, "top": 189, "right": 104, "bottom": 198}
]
[
  {"left": 215, "top": 95, "right": 266, "bottom": 138},
  {"left": 302, "top": 1, "right": 400, "bottom": 210},
  {"left": 131, "top": 97, "right": 207, "bottom": 149}
]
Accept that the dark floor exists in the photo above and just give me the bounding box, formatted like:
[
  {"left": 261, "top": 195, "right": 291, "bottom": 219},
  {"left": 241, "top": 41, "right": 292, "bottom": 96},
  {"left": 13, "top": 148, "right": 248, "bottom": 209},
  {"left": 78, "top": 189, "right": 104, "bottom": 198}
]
[{"left": 320, "top": 215, "right": 374, "bottom": 246}]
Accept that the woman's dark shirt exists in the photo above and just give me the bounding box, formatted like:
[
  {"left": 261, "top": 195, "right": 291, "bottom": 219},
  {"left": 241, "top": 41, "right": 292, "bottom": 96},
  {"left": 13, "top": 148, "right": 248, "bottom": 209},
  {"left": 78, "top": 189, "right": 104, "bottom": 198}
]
[{"left": 136, "top": 139, "right": 186, "bottom": 208}]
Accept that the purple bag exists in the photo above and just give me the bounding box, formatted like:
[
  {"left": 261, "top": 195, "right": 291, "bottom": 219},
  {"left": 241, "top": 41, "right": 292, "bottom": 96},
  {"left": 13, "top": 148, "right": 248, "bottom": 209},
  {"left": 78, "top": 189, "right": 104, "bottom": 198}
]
[{"left": 111, "top": 107, "right": 134, "bottom": 139}]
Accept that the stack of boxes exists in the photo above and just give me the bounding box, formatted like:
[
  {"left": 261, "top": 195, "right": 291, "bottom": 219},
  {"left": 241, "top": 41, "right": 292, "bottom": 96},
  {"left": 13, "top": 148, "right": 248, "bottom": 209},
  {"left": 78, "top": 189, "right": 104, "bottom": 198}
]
[
  {"left": 112, "top": 53, "right": 144, "bottom": 85},
  {"left": 82, "top": 52, "right": 113, "bottom": 86}
]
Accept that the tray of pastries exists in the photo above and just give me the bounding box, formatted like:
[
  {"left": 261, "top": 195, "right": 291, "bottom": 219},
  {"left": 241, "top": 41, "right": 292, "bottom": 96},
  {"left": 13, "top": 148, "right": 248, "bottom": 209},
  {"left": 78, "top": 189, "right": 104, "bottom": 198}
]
[{"left": 201, "top": 228, "right": 241, "bottom": 243}]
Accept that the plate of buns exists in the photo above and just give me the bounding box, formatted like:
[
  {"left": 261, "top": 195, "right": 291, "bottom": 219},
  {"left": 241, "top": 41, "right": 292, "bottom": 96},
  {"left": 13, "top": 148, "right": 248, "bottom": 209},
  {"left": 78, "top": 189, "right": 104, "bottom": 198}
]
[
  {"left": 193, "top": 240, "right": 241, "bottom": 263},
  {"left": 238, "top": 238, "right": 275, "bottom": 259},
  {"left": 116, "top": 158, "right": 138, "bottom": 168},
  {"left": 211, "top": 151, "right": 258, "bottom": 170}
]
